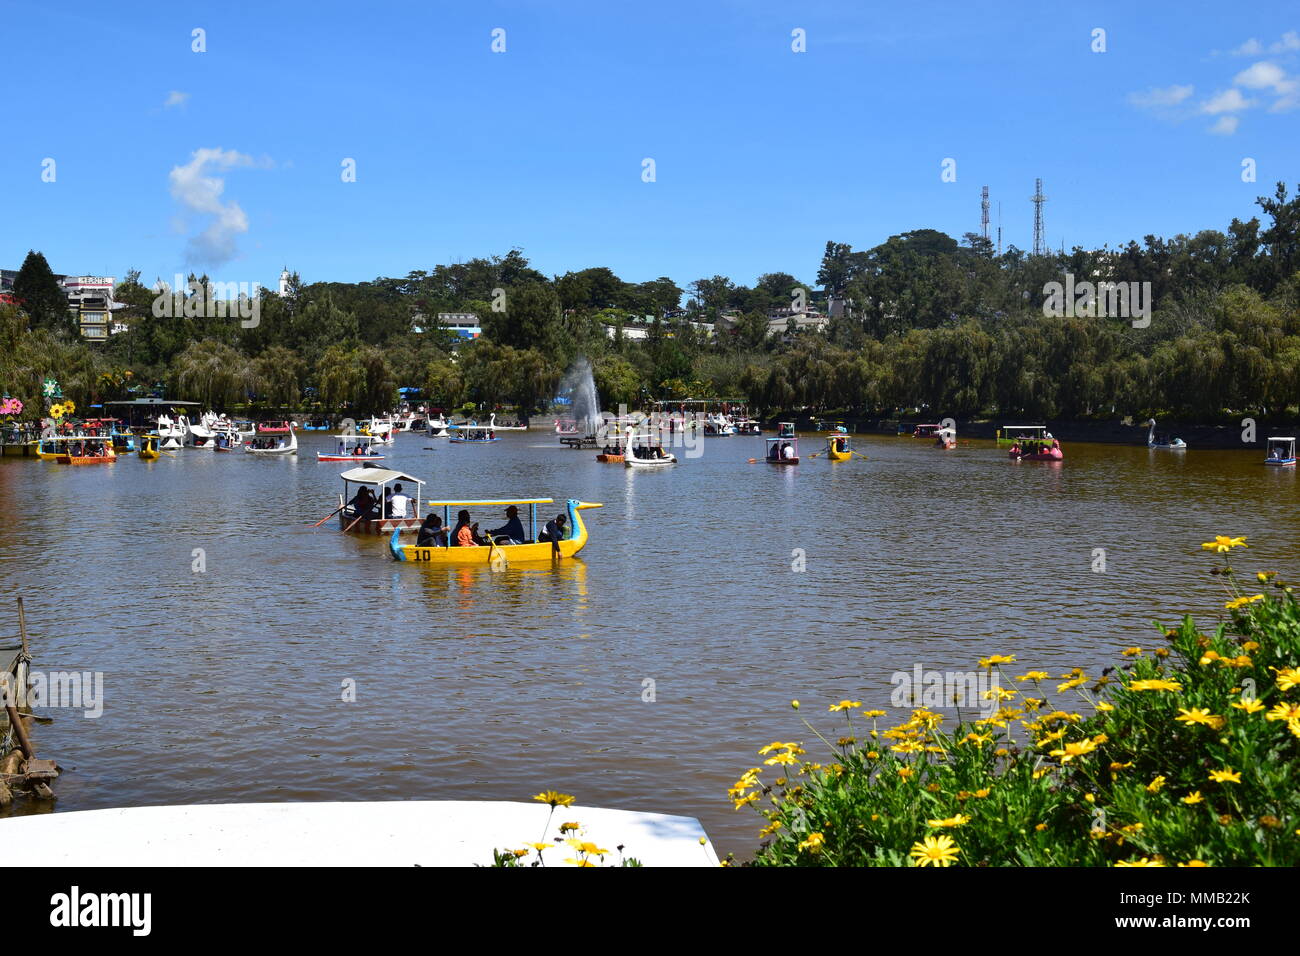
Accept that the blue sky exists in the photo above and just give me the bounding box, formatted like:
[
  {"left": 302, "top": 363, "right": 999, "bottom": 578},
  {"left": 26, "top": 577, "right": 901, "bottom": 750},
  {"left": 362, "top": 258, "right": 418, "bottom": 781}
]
[{"left": 2, "top": 1, "right": 1297, "bottom": 294}]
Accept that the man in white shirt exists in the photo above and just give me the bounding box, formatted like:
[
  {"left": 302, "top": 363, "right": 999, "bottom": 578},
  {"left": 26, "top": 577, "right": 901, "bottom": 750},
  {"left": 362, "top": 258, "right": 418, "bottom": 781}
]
[{"left": 388, "top": 484, "right": 411, "bottom": 520}]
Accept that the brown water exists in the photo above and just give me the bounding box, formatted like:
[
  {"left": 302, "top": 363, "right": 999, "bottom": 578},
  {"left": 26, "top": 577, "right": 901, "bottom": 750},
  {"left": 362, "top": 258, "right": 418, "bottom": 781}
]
[{"left": 0, "top": 429, "right": 1293, "bottom": 857}]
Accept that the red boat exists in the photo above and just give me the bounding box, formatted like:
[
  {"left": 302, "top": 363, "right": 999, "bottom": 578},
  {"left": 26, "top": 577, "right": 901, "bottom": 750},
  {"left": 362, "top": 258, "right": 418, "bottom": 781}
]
[{"left": 1009, "top": 439, "right": 1063, "bottom": 461}]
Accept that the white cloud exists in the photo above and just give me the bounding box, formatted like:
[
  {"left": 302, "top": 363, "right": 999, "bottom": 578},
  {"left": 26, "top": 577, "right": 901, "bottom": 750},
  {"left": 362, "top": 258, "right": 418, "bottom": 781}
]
[
  {"left": 163, "top": 91, "right": 190, "bottom": 109},
  {"left": 1128, "top": 84, "right": 1194, "bottom": 108},
  {"left": 1234, "top": 61, "right": 1297, "bottom": 93},
  {"left": 168, "top": 148, "right": 271, "bottom": 266},
  {"left": 1229, "top": 31, "right": 1300, "bottom": 55},
  {"left": 1209, "top": 115, "right": 1240, "bottom": 135},
  {"left": 1201, "top": 88, "right": 1255, "bottom": 114}
]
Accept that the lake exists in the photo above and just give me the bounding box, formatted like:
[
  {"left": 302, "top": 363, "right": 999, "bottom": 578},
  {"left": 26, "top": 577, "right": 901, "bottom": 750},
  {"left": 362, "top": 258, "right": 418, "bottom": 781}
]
[{"left": 1, "top": 426, "right": 1293, "bottom": 858}]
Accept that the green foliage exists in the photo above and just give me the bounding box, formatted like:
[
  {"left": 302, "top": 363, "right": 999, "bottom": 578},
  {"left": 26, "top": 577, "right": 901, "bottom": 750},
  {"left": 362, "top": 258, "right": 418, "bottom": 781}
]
[{"left": 12, "top": 251, "right": 71, "bottom": 333}]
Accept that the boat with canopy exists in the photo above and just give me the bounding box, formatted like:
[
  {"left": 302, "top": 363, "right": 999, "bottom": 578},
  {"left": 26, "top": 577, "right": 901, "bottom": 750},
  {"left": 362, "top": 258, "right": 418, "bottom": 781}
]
[
  {"left": 767, "top": 424, "right": 799, "bottom": 464},
  {"left": 997, "top": 424, "right": 1052, "bottom": 447},
  {"left": 450, "top": 425, "right": 499, "bottom": 444},
  {"left": 825, "top": 429, "right": 852, "bottom": 461},
  {"left": 318, "top": 434, "right": 385, "bottom": 462},
  {"left": 389, "top": 497, "right": 603, "bottom": 564},
  {"left": 244, "top": 421, "right": 297, "bottom": 455},
  {"left": 1265, "top": 437, "right": 1296, "bottom": 466},
  {"left": 336, "top": 467, "right": 425, "bottom": 533}
]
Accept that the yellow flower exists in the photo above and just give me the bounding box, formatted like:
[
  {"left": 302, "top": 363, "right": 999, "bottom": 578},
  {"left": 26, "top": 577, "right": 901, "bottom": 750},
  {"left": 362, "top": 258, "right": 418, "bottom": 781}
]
[
  {"left": 764, "top": 751, "right": 800, "bottom": 766},
  {"left": 1201, "top": 536, "right": 1247, "bottom": 553},
  {"left": 1035, "top": 729, "right": 1065, "bottom": 748},
  {"left": 1179, "top": 860, "right": 1210, "bottom": 867},
  {"left": 525, "top": 842, "right": 550, "bottom": 852},
  {"left": 1224, "top": 594, "right": 1265, "bottom": 610},
  {"left": 862, "top": 709, "right": 886, "bottom": 718},
  {"left": 1231, "top": 697, "right": 1265, "bottom": 713},
  {"left": 1116, "top": 857, "right": 1166, "bottom": 867},
  {"left": 1176, "top": 707, "right": 1225, "bottom": 730},
  {"left": 790, "top": 700, "right": 799, "bottom": 710},
  {"left": 533, "top": 790, "right": 576, "bottom": 808},
  {"left": 797, "top": 832, "right": 825, "bottom": 853},
  {"left": 973, "top": 788, "right": 990, "bottom": 798},
  {"left": 898, "top": 767, "right": 915, "bottom": 780},
  {"left": 1121, "top": 647, "right": 1143, "bottom": 657},
  {"left": 1049, "top": 739, "right": 1098, "bottom": 763},
  {"left": 565, "top": 857, "right": 596, "bottom": 867},
  {"left": 1146, "top": 776, "right": 1166, "bottom": 793},
  {"left": 829, "top": 700, "right": 862, "bottom": 712},
  {"left": 1207, "top": 768, "right": 1241, "bottom": 784},
  {"left": 511, "top": 848, "right": 529, "bottom": 858},
  {"left": 977, "top": 654, "right": 1016, "bottom": 669},
  {"left": 1127, "top": 679, "right": 1182, "bottom": 692},
  {"left": 1274, "top": 667, "right": 1300, "bottom": 692},
  {"left": 1182, "top": 791, "right": 1204, "bottom": 805},
  {"left": 1095, "top": 701, "right": 1115, "bottom": 712},
  {"left": 732, "top": 792, "right": 759, "bottom": 810},
  {"left": 1057, "top": 675, "right": 1088, "bottom": 693},
  {"left": 908, "top": 834, "right": 960, "bottom": 867},
  {"left": 1266, "top": 702, "right": 1300, "bottom": 722},
  {"left": 926, "top": 814, "right": 971, "bottom": 828},
  {"left": 1017, "top": 670, "right": 1050, "bottom": 681}
]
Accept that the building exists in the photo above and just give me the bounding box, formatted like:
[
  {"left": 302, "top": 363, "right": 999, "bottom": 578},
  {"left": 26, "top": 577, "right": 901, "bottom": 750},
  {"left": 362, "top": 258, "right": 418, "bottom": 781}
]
[
  {"left": 766, "top": 308, "right": 829, "bottom": 339},
  {"left": 1, "top": 269, "right": 121, "bottom": 341},
  {"left": 436, "top": 312, "right": 481, "bottom": 339}
]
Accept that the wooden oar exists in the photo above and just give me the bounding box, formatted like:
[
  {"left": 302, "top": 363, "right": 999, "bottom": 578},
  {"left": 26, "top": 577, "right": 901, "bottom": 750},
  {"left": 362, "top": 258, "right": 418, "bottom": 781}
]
[
  {"left": 311, "top": 504, "right": 347, "bottom": 528},
  {"left": 342, "top": 511, "right": 370, "bottom": 533}
]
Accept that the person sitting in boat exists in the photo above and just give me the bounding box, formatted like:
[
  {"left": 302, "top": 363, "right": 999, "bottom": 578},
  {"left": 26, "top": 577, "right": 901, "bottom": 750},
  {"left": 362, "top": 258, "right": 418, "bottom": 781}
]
[
  {"left": 537, "top": 513, "right": 568, "bottom": 553},
  {"left": 348, "top": 486, "right": 378, "bottom": 520},
  {"left": 452, "top": 510, "right": 484, "bottom": 547},
  {"left": 486, "top": 505, "right": 526, "bottom": 545},
  {"left": 388, "top": 484, "right": 412, "bottom": 520},
  {"left": 417, "top": 513, "right": 446, "bottom": 547},
  {"left": 1009, "top": 442, "right": 1021, "bottom": 457},
  {"left": 782, "top": 442, "right": 795, "bottom": 459}
]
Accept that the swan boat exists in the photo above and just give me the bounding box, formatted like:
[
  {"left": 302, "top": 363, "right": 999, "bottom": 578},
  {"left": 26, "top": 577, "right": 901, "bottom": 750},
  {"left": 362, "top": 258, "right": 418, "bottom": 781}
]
[
  {"left": 427, "top": 414, "right": 451, "bottom": 438},
  {"left": 389, "top": 498, "right": 603, "bottom": 564},
  {"left": 826, "top": 431, "right": 852, "bottom": 461},
  {"left": 1146, "top": 419, "right": 1187, "bottom": 450},
  {"left": 1009, "top": 438, "right": 1063, "bottom": 461},
  {"left": 623, "top": 425, "right": 676, "bottom": 467},
  {"left": 486, "top": 412, "right": 528, "bottom": 431}
]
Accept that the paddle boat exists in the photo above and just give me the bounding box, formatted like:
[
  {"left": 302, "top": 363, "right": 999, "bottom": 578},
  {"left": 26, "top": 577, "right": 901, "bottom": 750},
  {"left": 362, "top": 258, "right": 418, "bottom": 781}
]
[
  {"left": 704, "top": 412, "right": 737, "bottom": 437},
  {"left": 336, "top": 467, "right": 425, "bottom": 534},
  {"left": 56, "top": 437, "right": 116, "bottom": 465},
  {"left": 427, "top": 414, "right": 451, "bottom": 438},
  {"left": 450, "top": 425, "right": 499, "bottom": 444},
  {"left": 301, "top": 418, "right": 332, "bottom": 431},
  {"left": 1265, "top": 437, "right": 1296, "bottom": 466},
  {"left": 1009, "top": 437, "right": 1063, "bottom": 462},
  {"left": 623, "top": 425, "right": 676, "bottom": 467},
  {"left": 1146, "top": 419, "right": 1187, "bottom": 450},
  {"left": 555, "top": 418, "right": 579, "bottom": 436},
  {"left": 359, "top": 417, "right": 395, "bottom": 444},
  {"left": 318, "top": 434, "right": 385, "bottom": 462},
  {"left": 935, "top": 426, "right": 957, "bottom": 449},
  {"left": 912, "top": 424, "right": 942, "bottom": 439},
  {"left": 826, "top": 431, "right": 852, "bottom": 461},
  {"left": 389, "top": 497, "right": 603, "bottom": 564},
  {"left": 997, "top": 424, "right": 1052, "bottom": 447},
  {"left": 487, "top": 412, "right": 528, "bottom": 431},
  {"left": 244, "top": 421, "right": 297, "bottom": 455},
  {"left": 767, "top": 425, "right": 799, "bottom": 465},
  {"left": 596, "top": 434, "right": 625, "bottom": 463},
  {"left": 138, "top": 434, "right": 161, "bottom": 460},
  {"left": 156, "top": 413, "right": 189, "bottom": 447}
]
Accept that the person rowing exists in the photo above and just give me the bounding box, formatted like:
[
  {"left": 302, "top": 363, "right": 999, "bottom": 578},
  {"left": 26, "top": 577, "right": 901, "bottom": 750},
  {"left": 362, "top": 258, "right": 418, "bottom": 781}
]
[
  {"left": 537, "top": 513, "right": 567, "bottom": 556},
  {"left": 485, "top": 505, "right": 525, "bottom": 545}
]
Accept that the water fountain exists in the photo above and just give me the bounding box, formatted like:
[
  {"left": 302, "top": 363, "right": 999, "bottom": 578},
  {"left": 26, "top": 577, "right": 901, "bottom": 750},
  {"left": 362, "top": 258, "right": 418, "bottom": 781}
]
[{"left": 555, "top": 357, "right": 602, "bottom": 434}]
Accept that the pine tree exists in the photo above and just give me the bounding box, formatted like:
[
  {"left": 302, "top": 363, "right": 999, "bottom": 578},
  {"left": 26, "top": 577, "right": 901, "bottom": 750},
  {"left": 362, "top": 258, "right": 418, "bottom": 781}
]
[{"left": 11, "top": 251, "right": 71, "bottom": 332}]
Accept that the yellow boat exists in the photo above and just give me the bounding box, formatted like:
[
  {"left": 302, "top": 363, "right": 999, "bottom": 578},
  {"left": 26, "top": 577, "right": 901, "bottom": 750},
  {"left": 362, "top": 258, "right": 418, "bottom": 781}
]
[
  {"left": 389, "top": 498, "right": 603, "bottom": 564},
  {"left": 826, "top": 432, "right": 853, "bottom": 461},
  {"left": 138, "top": 434, "right": 161, "bottom": 460}
]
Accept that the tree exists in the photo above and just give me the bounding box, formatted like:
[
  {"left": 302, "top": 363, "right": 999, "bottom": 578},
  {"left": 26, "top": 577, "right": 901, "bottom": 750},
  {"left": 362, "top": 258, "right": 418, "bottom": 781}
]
[
  {"left": 171, "top": 339, "right": 252, "bottom": 408},
  {"left": 12, "top": 251, "right": 70, "bottom": 333}
]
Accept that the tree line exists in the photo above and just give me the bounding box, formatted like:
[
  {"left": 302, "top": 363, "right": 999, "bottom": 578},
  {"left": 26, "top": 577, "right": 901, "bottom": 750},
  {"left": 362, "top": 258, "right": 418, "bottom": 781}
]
[{"left": 2, "top": 182, "right": 1298, "bottom": 423}]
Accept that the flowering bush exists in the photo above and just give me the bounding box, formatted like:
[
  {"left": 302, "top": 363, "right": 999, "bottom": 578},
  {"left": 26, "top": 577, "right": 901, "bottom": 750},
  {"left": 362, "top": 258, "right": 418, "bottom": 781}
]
[
  {"left": 736, "top": 537, "right": 1300, "bottom": 867},
  {"left": 0, "top": 397, "right": 22, "bottom": 417}
]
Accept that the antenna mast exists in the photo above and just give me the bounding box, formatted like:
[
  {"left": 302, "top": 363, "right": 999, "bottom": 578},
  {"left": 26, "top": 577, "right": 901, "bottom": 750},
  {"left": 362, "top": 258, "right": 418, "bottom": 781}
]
[
  {"left": 1031, "top": 178, "right": 1047, "bottom": 256},
  {"left": 981, "top": 186, "right": 990, "bottom": 243}
]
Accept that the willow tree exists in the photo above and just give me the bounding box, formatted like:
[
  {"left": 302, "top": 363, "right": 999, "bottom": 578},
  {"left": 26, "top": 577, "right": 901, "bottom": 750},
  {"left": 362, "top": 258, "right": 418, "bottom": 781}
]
[{"left": 172, "top": 339, "right": 252, "bottom": 409}]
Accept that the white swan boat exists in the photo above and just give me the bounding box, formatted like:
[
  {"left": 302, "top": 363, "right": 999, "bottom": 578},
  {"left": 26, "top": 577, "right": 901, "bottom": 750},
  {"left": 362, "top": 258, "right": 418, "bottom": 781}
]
[
  {"left": 487, "top": 412, "right": 528, "bottom": 431},
  {"left": 1146, "top": 419, "right": 1187, "bottom": 450},
  {"left": 427, "top": 414, "right": 450, "bottom": 438},
  {"left": 623, "top": 426, "right": 677, "bottom": 468}
]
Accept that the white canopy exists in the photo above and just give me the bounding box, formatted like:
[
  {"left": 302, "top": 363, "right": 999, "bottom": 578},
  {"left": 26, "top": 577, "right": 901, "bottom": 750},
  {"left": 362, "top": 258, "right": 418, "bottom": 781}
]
[{"left": 338, "top": 467, "right": 423, "bottom": 485}]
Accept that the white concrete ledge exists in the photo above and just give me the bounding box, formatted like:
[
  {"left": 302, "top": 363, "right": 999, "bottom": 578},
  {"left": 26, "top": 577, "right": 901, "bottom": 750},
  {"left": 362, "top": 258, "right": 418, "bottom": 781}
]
[{"left": 5, "top": 801, "right": 720, "bottom": 867}]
